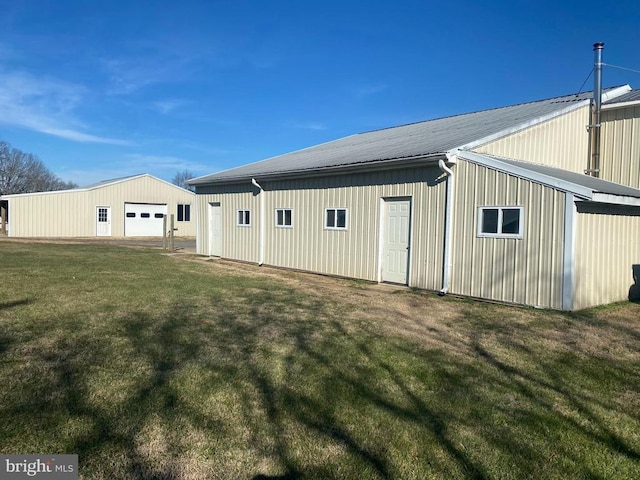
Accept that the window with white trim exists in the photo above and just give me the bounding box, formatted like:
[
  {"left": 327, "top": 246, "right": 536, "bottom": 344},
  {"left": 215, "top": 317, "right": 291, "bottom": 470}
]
[
  {"left": 478, "top": 206, "right": 524, "bottom": 238},
  {"left": 275, "top": 208, "right": 293, "bottom": 228},
  {"left": 237, "top": 210, "right": 251, "bottom": 226},
  {"left": 325, "top": 208, "right": 348, "bottom": 230},
  {"left": 177, "top": 204, "right": 191, "bottom": 222}
]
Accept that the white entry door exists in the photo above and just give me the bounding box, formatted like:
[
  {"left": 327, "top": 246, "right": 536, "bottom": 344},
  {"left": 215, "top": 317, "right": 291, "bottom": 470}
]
[
  {"left": 209, "top": 202, "right": 222, "bottom": 256},
  {"left": 382, "top": 198, "right": 411, "bottom": 284},
  {"left": 96, "top": 206, "right": 112, "bottom": 237}
]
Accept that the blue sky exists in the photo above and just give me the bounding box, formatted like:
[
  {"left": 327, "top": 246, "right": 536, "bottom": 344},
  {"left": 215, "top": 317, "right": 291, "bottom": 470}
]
[{"left": 0, "top": 0, "right": 639, "bottom": 186}]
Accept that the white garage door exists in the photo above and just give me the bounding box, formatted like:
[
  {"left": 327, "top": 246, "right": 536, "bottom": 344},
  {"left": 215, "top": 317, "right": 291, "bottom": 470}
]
[{"left": 124, "top": 203, "right": 167, "bottom": 237}]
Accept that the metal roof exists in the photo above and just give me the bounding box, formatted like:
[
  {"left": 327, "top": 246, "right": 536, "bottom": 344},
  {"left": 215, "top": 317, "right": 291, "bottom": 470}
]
[
  {"left": 604, "top": 89, "right": 640, "bottom": 104},
  {"left": 459, "top": 151, "right": 640, "bottom": 202},
  {"left": 190, "top": 86, "right": 631, "bottom": 185},
  {"left": 81, "top": 174, "right": 146, "bottom": 189}
]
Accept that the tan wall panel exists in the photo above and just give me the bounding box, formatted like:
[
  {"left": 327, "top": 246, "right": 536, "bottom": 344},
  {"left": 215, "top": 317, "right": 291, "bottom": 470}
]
[
  {"left": 88, "top": 176, "right": 195, "bottom": 237},
  {"left": 475, "top": 106, "right": 590, "bottom": 173},
  {"left": 451, "top": 161, "right": 565, "bottom": 309},
  {"left": 194, "top": 183, "right": 258, "bottom": 261},
  {"left": 8, "top": 191, "right": 92, "bottom": 237},
  {"left": 574, "top": 203, "right": 640, "bottom": 310},
  {"left": 600, "top": 106, "right": 640, "bottom": 189},
  {"left": 195, "top": 167, "right": 447, "bottom": 289}
]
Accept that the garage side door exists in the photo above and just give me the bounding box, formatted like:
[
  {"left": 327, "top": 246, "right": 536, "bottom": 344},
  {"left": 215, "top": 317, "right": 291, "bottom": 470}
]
[{"left": 124, "top": 203, "right": 167, "bottom": 237}]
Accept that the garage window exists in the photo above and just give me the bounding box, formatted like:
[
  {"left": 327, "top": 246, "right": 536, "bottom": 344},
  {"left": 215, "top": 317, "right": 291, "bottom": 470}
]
[
  {"left": 126, "top": 212, "right": 136, "bottom": 218},
  {"left": 141, "top": 213, "right": 150, "bottom": 218},
  {"left": 178, "top": 204, "right": 191, "bottom": 222},
  {"left": 154, "top": 213, "right": 164, "bottom": 219}
]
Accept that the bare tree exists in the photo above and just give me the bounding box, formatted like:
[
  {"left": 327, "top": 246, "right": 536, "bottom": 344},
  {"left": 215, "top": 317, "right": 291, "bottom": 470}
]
[
  {"left": 172, "top": 169, "right": 195, "bottom": 191},
  {"left": 0, "top": 141, "right": 78, "bottom": 196}
]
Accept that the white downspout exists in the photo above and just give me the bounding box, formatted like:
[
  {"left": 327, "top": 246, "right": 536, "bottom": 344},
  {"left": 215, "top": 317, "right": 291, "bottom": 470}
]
[
  {"left": 438, "top": 152, "right": 457, "bottom": 295},
  {"left": 251, "top": 178, "right": 265, "bottom": 265}
]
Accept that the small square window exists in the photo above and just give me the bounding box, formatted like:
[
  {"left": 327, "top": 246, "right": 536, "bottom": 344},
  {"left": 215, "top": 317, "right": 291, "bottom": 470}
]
[
  {"left": 276, "top": 208, "right": 293, "bottom": 227},
  {"left": 478, "top": 206, "right": 524, "bottom": 238},
  {"left": 237, "top": 210, "right": 251, "bottom": 226},
  {"left": 325, "top": 208, "right": 348, "bottom": 230}
]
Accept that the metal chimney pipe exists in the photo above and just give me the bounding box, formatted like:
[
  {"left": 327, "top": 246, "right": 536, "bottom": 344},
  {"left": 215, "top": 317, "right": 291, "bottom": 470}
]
[{"left": 590, "top": 42, "right": 604, "bottom": 177}]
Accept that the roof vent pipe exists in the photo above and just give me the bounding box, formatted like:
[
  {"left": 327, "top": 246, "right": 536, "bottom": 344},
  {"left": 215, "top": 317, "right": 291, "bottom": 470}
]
[{"left": 589, "top": 42, "right": 604, "bottom": 178}]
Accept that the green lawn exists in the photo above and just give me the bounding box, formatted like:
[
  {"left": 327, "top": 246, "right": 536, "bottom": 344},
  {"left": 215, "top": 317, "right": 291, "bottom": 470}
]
[{"left": 1, "top": 241, "right": 639, "bottom": 479}]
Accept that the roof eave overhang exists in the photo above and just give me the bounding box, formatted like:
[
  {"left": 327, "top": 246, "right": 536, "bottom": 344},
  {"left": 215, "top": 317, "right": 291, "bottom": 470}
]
[
  {"left": 591, "top": 193, "right": 640, "bottom": 207},
  {"left": 457, "top": 151, "right": 594, "bottom": 199},
  {"left": 190, "top": 153, "right": 447, "bottom": 186},
  {"left": 601, "top": 99, "right": 640, "bottom": 111}
]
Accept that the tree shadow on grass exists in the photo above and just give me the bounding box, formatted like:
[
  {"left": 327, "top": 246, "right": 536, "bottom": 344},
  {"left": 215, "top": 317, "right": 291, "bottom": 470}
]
[
  {"left": 2, "top": 287, "right": 640, "bottom": 479},
  {"left": 0, "top": 298, "right": 33, "bottom": 310}
]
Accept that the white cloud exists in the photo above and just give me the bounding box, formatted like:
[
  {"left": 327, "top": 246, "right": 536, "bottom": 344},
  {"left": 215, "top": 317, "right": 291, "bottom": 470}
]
[
  {"left": 291, "top": 121, "right": 328, "bottom": 131},
  {"left": 0, "top": 70, "right": 130, "bottom": 145},
  {"left": 59, "top": 154, "right": 212, "bottom": 187},
  {"left": 152, "top": 98, "right": 189, "bottom": 114},
  {"left": 101, "top": 50, "right": 197, "bottom": 95},
  {"left": 123, "top": 153, "right": 213, "bottom": 173},
  {"left": 353, "top": 83, "right": 389, "bottom": 99}
]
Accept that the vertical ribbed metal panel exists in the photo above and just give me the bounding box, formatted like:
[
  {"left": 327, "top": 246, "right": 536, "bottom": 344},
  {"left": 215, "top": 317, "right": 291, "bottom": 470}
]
[
  {"left": 600, "top": 106, "right": 640, "bottom": 188},
  {"left": 451, "top": 160, "right": 565, "bottom": 309},
  {"left": 474, "top": 106, "right": 590, "bottom": 174},
  {"left": 8, "top": 191, "right": 91, "bottom": 237},
  {"left": 195, "top": 167, "right": 446, "bottom": 289},
  {"left": 88, "top": 176, "right": 196, "bottom": 237},
  {"left": 574, "top": 205, "right": 640, "bottom": 310},
  {"left": 194, "top": 183, "right": 258, "bottom": 261}
]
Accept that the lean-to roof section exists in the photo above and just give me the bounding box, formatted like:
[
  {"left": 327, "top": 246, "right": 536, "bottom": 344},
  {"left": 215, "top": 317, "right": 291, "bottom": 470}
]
[
  {"left": 458, "top": 151, "right": 640, "bottom": 205},
  {"left": 191, "top": 86, "right": 631, "bottom": 185}
]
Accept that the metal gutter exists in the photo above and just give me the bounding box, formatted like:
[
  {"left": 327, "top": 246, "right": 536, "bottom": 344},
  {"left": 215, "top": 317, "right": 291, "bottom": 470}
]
[
  {"left": 189, "top": 154, "right": 446, "bottom": 185},
  {"left": 251, "top": 178, "right": 265, "bottom": 265},
  {"left": 438, "top": 151, "right": 457, "bottom": 295},
  {"left": 562, "top": 193, "right": 577, "bottom": 311}
]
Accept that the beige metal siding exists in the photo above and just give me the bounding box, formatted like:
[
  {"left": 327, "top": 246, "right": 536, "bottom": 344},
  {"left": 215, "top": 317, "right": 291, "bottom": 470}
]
[
  {"left": 451, "top": 161, "right": 565, "bottom": 309},
  {"left": 7, "top": 190, "right": 92, "bottom": 237},
  {"left": 600, "top": 106, "right": 640, "bottom": 189},
  {"left": 5, "top": 175, "right": 195, "bottom": 237},
  {"left": 88, "top": 176, "right": 195, "bottom": 237},
  {"left": 573, "top": 203, "right": 640, "bottom": 310},
  {"left": 196, "top": 184, "right": 259, "bottom": 262},
  {"left": 195, "top": 167, "right": 446, "bottom": 289},
  {"left": 474, "top": 105, "right": 590, "bottom": 174}
]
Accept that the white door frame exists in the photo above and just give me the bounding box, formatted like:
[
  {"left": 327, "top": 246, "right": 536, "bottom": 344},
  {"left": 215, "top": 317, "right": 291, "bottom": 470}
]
[
  {"left": 378, "top": 197, "right": 412, "bottom": 284},
  {"left": 96, "top": 206, "right": 112, "bottom": 237},
  {"left": 208, "top": 202, "right": 222, "bottom": 257}
]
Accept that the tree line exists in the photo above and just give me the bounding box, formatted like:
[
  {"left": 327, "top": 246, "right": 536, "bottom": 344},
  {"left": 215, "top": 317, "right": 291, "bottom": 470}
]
[{"left": 0, "top": 140, "right": 78, "bottom": 197}]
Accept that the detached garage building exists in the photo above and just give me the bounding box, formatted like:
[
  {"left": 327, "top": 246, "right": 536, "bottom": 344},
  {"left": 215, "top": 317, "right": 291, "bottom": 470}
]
[{"left": 1, "top": 174, "right": 195, "bottom": 238}]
